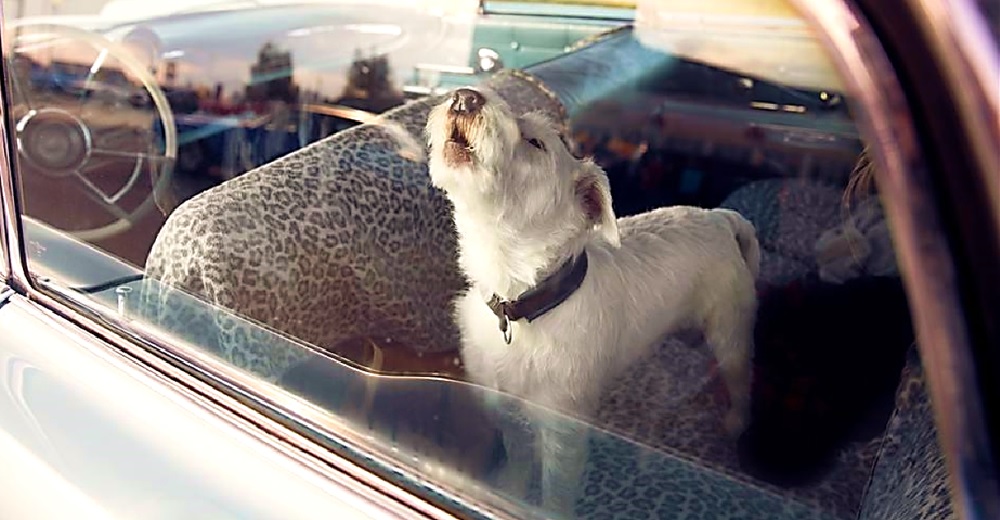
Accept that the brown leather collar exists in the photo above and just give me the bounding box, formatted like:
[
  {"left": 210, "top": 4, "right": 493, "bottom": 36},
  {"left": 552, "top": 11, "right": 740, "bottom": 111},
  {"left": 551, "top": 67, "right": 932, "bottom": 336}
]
[{"left": 486, "top": 252, "right": 589, "bottom": 344}]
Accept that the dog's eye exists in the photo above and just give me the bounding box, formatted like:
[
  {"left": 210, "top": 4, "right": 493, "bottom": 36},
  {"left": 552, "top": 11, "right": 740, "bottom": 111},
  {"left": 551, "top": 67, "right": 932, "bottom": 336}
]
[{"left": 525, "top": 137, "right": 546, "bottom": 151}]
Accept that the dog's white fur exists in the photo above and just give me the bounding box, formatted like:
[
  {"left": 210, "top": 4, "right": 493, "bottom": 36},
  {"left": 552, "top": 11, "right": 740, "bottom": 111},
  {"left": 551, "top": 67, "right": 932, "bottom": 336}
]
[{"left": 427, "top": 88, "right": 759, "bottom": 513}]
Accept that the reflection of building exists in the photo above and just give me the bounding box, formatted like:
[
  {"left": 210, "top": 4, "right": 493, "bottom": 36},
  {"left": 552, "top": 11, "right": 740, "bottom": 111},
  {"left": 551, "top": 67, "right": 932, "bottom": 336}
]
[
  {"left": 333, "top": 49, "right": 404, "bottom": 113},
  {"left": 164, "top": 61, "right": 177, "bottom": 85},
  {"left": 246, "top": 42, "right": 298, "bottom": 103}
]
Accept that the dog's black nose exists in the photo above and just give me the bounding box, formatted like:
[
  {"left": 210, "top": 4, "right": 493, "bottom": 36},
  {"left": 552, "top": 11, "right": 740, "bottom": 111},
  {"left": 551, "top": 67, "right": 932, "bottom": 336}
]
[{"left": 451, "top": 88, "right": 485, "bottom": 114}]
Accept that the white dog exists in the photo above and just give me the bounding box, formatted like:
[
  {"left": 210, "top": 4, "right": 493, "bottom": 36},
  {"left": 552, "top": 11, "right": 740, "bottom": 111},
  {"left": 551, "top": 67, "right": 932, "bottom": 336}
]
[{"left": 427, "top": 88, "right": 759, "bottom": 514}]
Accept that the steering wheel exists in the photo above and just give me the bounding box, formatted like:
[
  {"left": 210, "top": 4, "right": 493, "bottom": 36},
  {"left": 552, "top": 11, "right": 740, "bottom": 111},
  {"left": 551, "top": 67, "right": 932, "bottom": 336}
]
[{"left": 5, "top": 22, "right": 177, "bottom": 242}]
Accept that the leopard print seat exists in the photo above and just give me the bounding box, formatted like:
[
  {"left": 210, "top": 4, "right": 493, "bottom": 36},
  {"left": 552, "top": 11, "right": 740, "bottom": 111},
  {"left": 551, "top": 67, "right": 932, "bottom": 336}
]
[
  {"left": 142, "top": 71, "right": 565, "bottom": 380},
  {"left": 858, "top": 348, "right": 955, "bottom": 520}
]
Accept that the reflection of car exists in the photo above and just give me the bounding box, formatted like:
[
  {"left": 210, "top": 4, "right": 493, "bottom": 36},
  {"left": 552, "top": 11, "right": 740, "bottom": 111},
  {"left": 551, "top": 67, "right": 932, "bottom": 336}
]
[
  {"left": 32, "top": 61, "right": 93, "bottom": 93},
  {"left": 22, "top": 57, "right": 141, "bottom": 103},
  {"left": 2, "top": 1, "right": 998, "bottom": 519}
]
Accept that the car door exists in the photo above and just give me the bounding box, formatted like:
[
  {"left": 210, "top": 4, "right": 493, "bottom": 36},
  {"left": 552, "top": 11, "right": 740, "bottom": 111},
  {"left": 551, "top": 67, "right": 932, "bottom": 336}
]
[{"left": 1, "top": 1, "right": 997, "bottom": 519}]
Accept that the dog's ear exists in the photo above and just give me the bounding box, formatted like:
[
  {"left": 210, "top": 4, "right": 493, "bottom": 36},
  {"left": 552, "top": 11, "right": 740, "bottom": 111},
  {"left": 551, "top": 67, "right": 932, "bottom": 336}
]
[{"left": 576, "top": 162, "right": 621, "bottom": 247}]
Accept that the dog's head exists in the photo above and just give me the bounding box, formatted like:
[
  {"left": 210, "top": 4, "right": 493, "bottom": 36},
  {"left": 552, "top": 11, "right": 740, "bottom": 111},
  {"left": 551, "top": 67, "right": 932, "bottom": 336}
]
[{"left": 427, "top": 87, "right": 620, "bottom": 247}]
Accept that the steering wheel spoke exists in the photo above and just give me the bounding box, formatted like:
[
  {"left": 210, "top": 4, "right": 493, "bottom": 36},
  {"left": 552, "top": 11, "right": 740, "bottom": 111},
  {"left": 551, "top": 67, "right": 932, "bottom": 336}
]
[
  {"left": 78, "top": 155, "right": 145, "bottom": 205},
  {"left": 73, "top": 171, "right": 133, "bottom": 221}
]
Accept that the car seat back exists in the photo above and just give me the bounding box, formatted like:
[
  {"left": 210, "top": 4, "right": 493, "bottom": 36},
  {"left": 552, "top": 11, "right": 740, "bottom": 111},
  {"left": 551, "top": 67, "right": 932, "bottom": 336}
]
[{"left": 858, "top": 347, "right": 955, "bottom": 520}]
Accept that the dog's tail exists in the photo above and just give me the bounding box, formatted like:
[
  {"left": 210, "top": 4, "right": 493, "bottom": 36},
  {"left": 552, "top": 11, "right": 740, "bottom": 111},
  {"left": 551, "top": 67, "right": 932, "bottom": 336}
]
[{"left": 718, "top": 209, "right": 761, "bottom": 280}]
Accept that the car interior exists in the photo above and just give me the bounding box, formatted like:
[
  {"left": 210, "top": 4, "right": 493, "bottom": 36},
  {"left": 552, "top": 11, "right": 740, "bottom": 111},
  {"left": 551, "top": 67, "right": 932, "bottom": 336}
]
[{"left": 4, "top": 1, "right": 958, "bottom": 519}]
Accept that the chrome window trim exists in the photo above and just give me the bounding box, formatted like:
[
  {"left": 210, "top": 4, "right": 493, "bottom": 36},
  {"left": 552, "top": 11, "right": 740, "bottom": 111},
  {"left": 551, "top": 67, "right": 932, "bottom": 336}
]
[{"left": 791, "top": 0, "right": 998, "bottom": 518}]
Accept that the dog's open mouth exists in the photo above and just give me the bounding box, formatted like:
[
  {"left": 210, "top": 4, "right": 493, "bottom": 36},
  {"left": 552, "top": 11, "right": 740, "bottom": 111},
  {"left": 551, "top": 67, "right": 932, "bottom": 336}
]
[
  {"left": 443, "top": 115, "right": 476, "bottom": 165},
  {"left": 448, "top": 122, "right": 470, "bottom": 148}
]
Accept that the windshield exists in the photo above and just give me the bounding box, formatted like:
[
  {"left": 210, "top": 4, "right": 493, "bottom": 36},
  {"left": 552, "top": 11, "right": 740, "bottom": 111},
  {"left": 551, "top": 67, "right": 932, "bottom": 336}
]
[{"left": 2, "top": 0, "right": 935, "bottom": 519}]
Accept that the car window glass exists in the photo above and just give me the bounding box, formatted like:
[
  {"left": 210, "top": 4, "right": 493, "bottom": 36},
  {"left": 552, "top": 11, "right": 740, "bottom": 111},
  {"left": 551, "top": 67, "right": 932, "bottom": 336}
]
[{"left": 2, "top": 0, "right": 950, "bottom": 518}]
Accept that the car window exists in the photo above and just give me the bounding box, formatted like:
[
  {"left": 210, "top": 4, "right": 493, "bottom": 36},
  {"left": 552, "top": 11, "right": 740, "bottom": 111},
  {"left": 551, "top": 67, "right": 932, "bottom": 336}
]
[{"left": 1, "top": 0, "right": 955, "bottom": 518}]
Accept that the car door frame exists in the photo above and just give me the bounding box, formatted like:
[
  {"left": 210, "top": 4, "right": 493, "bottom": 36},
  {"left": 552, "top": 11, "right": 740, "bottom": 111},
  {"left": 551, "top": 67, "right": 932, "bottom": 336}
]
[{"left": 1, "top": 0, "right": 998, "bottom": 519}]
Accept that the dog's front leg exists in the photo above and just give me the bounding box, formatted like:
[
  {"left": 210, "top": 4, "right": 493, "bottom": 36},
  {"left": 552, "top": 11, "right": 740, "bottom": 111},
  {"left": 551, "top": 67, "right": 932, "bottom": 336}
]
[
  {"left": 493, "top": 404, "right": 536, "bottom": 500},
  {"left": 535, "top": 409, "right": 590, "bottom": 518},
  {"left": 522, "top": 377, "right": 602, "bottom": 517}
]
